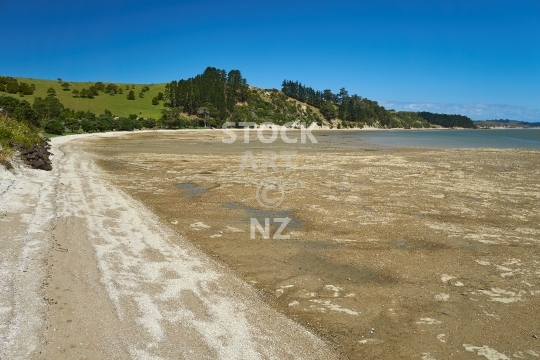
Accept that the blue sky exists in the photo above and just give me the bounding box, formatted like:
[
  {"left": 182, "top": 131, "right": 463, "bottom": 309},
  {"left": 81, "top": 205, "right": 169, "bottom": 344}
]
[{"left": 2, "top": 0, "right": 539, "bottom": 121}]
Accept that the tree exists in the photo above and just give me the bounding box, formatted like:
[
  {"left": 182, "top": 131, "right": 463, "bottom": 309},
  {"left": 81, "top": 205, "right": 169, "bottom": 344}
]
[
  {"left": 72, "top": 89, "right": 80, "bottom": 98},
  {"left": 139, "top": 92, "right": 144, "bottom": 98},
  {"left": 57, "top": 78, "right": 62, "bottom": 83},
  {"left": 80, "top": 88, "right": 94, "bottom": 99},
  {"left": 320, "top": 101, "right": 337, "bottom": 121},
  {"left": 80, "top": 118, "right": 95, "bottom": 133},
  {"left": 164, "top": 67, "right": 245, "bottom": 122},
  {"left": 64, "top": 118, "right": 80, "bottom": 133},
  {"left": 105, "top": 83, "right": 118, "bottom": 95},
  {"left": 89, "top": 86, "right": 99, "bottom": 96},
  {"left": 61, "top": 82, "right": 70, "bottom": 91},
  {"left": 117, "top": 117, "right": 134, "bottom": 131},
  {"left": 47, "top": 87, "right": 57, "bottom": 97},
  {"left": 33, "top": 96, "right": 64, "bottom": 121},
  {"left": 0, "top": 95, "right": 21, "bottom": 117},
  {"left": 0, "top": 96, "right": 39, "bottom": 125},
  {"left": 125, "top": 85, "right": 130, "bottom": 90},
  {"left": 6, "top": 82, "right": 18, "bottom": 94},
  {"left": 18, "top": 82, "right": 34, "bottom": 95},
  {"left": 44, "top": 119, "right": 64, "bottom": 135},
  {"left": 96, "top": 114, "right": 114, "bottom": 132},
  {"left": 157, "top": 92, "right": 164, "bottom": 101},
  {"left": 13, "top": 100, "right": 39, "bottom": 126},
  {"left": 152, "top": 97, "right": 159, "bottom": 105},
  {"left": 141, "top": 117, "right": 156, "bottom": 128},
  {"left": 94, "top": 82, "right": 105, "bottom": 92},
  {"left": 127, "top": 90, "right": 135, "bottom": 100},
  {"left": 338, "top": 88, "right": 349, "bottom": 105}
]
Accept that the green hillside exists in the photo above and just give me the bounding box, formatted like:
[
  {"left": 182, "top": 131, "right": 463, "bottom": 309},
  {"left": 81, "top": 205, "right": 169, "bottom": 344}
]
[
  {"left": 8, "top": 77, "right": 166, "bottom": 119},
  {"left": 1, "top": 69, "right": 476, "bottom": 132}
]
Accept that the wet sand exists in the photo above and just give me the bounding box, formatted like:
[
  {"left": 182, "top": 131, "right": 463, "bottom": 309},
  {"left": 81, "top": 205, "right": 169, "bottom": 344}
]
[{"left": 90, "top": 130, "right": 540, "bottom": 359}]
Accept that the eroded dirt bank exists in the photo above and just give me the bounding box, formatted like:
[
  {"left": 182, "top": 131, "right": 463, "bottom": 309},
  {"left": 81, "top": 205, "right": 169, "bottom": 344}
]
[{"left": 89, "top": 130, "right": 540, "bottom": 359}]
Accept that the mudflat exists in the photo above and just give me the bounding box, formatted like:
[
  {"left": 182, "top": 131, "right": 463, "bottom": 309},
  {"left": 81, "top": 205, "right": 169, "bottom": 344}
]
[{"left": 90, "top": 130, "right": 540, "bottom": 359}]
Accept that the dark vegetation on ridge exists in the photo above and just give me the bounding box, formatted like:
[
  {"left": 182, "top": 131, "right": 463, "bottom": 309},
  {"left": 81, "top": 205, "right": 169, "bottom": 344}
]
[
  {"left": 163, "top": 67, "right": 322, "bottom": 128},
  {"left": 281, "top": 79, "right": 475, "bottom": 129}
]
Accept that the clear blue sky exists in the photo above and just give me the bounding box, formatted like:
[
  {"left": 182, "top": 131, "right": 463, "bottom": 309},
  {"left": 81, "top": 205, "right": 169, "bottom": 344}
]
[{"left": 2, "top": 0, "right": 539, "bottom": 121}]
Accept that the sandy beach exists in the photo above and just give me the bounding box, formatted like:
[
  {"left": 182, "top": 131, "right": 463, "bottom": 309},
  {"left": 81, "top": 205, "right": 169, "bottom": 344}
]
[
  {"left": 0, "top": 132, "right": 336, "bottom": 359},
  {"left": 1, "top": 129, "right": 539, "bottom": 359}
]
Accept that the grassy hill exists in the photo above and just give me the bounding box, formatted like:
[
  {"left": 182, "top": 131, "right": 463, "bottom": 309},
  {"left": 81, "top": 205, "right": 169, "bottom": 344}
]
[
  {"left": 8, "top": 77, "right": 166, "bottom": 119},
  {"left": 3, "top": 73, "right": 437, "bottom": 130}
]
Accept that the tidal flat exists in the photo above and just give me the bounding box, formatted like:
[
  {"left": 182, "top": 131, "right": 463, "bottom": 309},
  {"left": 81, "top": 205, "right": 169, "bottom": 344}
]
[{"left": 89, "top": 130, "right": 540, "bottom": 359}]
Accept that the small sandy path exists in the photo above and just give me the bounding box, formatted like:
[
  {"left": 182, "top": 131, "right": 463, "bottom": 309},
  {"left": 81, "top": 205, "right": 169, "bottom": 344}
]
[{"left": 0, "top": 132, "right": 336, "bottom": 359}]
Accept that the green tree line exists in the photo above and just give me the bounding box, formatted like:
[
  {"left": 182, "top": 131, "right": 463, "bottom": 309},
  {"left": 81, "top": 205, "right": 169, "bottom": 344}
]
[
  {"left": 417, "top": 112, "right": 475, "bottom": 128},
  {"left": 282, "top": 79, "right": 475, "bottom": 128},
  {"left": 0, "top": 95, "right": 157, "bottom": 136},
  {"left": 0, "top": 77, "right": 35, "bottom": 96},
  {"left": 282, "top": 80, "right": 392, "bottom": 127},
  {"left": 164, "top": 67, "right": 249, "bottom": 125}
]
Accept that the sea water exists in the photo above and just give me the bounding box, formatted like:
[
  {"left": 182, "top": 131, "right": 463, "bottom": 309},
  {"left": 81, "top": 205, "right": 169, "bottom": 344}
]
[{"left": 326, "top": 129, "right": 540, "bottom": 149}]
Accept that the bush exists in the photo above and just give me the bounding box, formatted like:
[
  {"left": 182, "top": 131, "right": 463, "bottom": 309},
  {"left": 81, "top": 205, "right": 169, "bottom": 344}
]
[
  {"left": 64, "top": 118, "right": 80, "bottom": 133},
  {"left": 6, "top": 82, "right": 19, "bottom": 94},
  {"left": 117, "top": 117, "right": 134, "bottom": 131},
  {"left": 140, "top": 117, "right": 156, "bottom": 128},
  {"left": 44, "top": 119, "right": 64, "bottom": 135}
]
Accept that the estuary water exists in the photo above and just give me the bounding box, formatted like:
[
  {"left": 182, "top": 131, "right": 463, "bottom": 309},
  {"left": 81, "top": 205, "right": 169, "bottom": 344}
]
[{"left": 325, "top": 129, "right": 540, "bottom": 149}]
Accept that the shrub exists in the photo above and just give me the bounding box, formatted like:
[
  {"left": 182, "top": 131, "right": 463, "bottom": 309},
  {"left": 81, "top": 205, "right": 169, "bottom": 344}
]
[{"left": 44, "top": 119, "right": 64, "bottom": 135}]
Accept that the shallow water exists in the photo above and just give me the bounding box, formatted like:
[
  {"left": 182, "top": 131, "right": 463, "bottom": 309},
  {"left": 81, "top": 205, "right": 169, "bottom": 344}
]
[
  {"left": 226, "top": 203, "right": 304, "bottom": 228},
  {"left": 325, "top": 129, "right": 540, "bottom": 149},
  {"left": 177, "top": 182, "right": 207, "bottom": 195}
]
